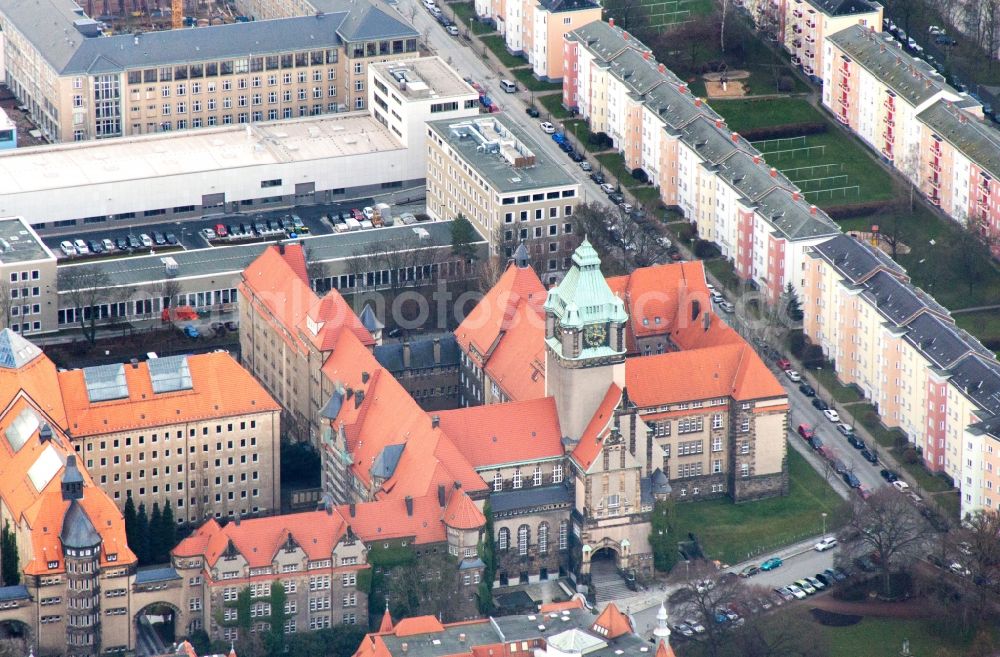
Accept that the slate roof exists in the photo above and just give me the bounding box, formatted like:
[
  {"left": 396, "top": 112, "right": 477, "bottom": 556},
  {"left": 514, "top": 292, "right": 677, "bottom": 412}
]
[
  {"left": 829, "top": 26, "right": 957, "bottom": 109},
  {"left": 60, "top": 499, "right": 102, "bottom": 549},
  {"left": 134, "top": 566, "right": 182, "bottom": 584},
  {"left": 564, "top": 20, "right": 650, "bottom": 64},
  {"left": 946, "top": 355, "right": 1000, "bottom": 414},
  {"left": 803, "top": 0, "right": 880, "bottom": 17},
  {"left": 810, "top": 233, "right": 905, "bottom": 284},
  {"left": 371, "top": 444, "right": 405, "bottom": 479},
  {"left": 918, "top": 99, "right": 1000, "bottom": 181},
  {"left": 860, "top": 270, "right": 940, "bottom": 326},
  {"left": 490, "top": 483, "right": 573, "bottom": 514},
  {"left": 0, "top": 585, "right": 29, "bottom": 602},
  {"left": 10, "top": 0, "right": 416, "bottom": 75},
  {"left": 373, "top": 336, "right": 460, "bottom": 373},
  {"left": 902, "top": 313, "right": 988, "bottom": 370},
  {"left": 538, "top": 0, "right": 600, "bottom": 13},
  {"left": 753, "top": 188, "right": 840, "bottom": 241}
]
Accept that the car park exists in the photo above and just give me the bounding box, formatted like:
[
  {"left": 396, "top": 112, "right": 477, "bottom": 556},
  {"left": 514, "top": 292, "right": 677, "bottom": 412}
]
[
  {"left": 784, "top": 369, "right": 801, "bottom": 382},
  {"left": 761, "top": 557, "right": 783, "bottom": 571},
  {"left": 812, "top": 397, "right": 829, "bottom": 411},
  {"left": 60, "top": 240, "right": 76, "bottom": 257},
  {"left": 799, "top": 383, "right": 816, "bottom": 396},
  {"left": 539, "top": 121, "right": 556, "bottom": 134},
  {"left": 814, "top": 537, "right": 837, "bottom": 552},
  {"left": 823, "top": 409, "right": 840, "bottom": 422}
]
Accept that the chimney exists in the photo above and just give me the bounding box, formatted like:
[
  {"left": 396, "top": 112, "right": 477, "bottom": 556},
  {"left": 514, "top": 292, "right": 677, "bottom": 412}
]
[
  {"left": 349, "top": 503, "right": 356, "bottom": 517},
  {"left": 643, "top": 51, "right": 650, "bottom": 61},
  {"left": 658, "top": 63, "right": 665, "bottom": 73},
  {"left": 753, "top": 155, "right": 761, "bottom": 164},
  {"left": 459, "top": 634, "right": 467, "bottom": 643},
  {"left": 438, "top": 484, "right": 447, "bottom": 507},
  {"left": 879, "top": 43, "right": 886, "bottom": 53},
  {"left": 608, "top": 17, "right": 614, "bottom": 27},
  {"left": 278, "top": 242, "right": 285, "bottom": 255},
  {"left": 702, "top": 311, "right": 710, "bottom": 331},
  {"left": 960, "top": 113, "right": 967, "bottom": 124},
  {"left": 925, "top": 79, "right": 931, "bottom": 89},
  {"left": 361, "top": 371, "right": 370, "bottom": 384},
  {"left": 623, "top": 31, "right": 629, "bottom": 40},
  {"left": 715, "top": 119, "right": 723, "bottom": 128},
  {"left": 453, "top": 480, "right": 462, "bottom": 490},
  {"left": 234, "top": 515, "right": 241, "bottom": 526},
  {"left": 678, "top": 84, "right": 688, "bottom": 94},
  {"left": 769, "top": 167, "right": 778, "bottom": 177},
  {"left": 694, "top": 97, "right": 702, "bottom": 107},
  {"left": 130, "top": 358, "right": 139, "bottom": 369},
  {"left": 405, "top": 496, "right": 414, "bottom": 516},
  {"left": 431, "top": 414, "right": 440, "bottom": 429},
  {"left": 792, "top": 191, "right": 800, "bottom": 201},
  {"left": 354, "top": 390, "right": 365, "bottom": 409},
  {"left": 326, "top": 505, "right": 333, "bottom": 515},
  {"left": 401, "top": 644, "right": 408, "bottom": 653},
  {"left": 433, "top": 338, "right": 441, "bottom": 363},
  {"left": 39, "top": 423, "right": 52, "bottom": 443},
  {"left": 402, "top": 341, "right": 411, "bottom": 368},
  {"left": 810, "top": 205, "right": 818, "bottom": 215},
  {"left": 731, "top": 131, "right": 739, "bottom": 143}
]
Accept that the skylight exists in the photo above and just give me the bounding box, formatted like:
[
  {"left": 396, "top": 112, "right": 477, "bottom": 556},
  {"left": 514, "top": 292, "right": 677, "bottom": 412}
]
[
  {"left": 148, "top": 355, "right": 193, "bottom": 394},
  {"left": 83, "top": 363, "right": 129, "bottom": 402},
  {"left": 5, "top": 407, "right": 39, "bottom": 452},
  {"left": 27, "top": 444, "right": 64, "bottom": 492}
]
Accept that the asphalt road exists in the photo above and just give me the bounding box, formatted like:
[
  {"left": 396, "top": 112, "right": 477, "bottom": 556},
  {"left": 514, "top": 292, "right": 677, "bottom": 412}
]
[{"left": 401, "top": 0, "right": 613, "bottom": 208}]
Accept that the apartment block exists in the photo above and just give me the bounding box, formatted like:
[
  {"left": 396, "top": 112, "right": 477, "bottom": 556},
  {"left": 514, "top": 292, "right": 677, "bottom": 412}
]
[
  {"left": 0, "top": 0, "right": 418, "bottom": 142},
  {"left": 563, "top": 20, "right": 840, "bottom": 304},
  {"left": 782, "top": 0, "right": 882, "bottom": 79},
  {"left": 425, "top": 115, "right": 582, "bottom": 281},
  {"left": 0, "top": 217, "right": 58, "bottom": 337},
  {"left": 803, "top": 234, "right": 1000, "bottom": 516},
  {"left": 58, "top": 352, "right": 281, "bottom": 524}
]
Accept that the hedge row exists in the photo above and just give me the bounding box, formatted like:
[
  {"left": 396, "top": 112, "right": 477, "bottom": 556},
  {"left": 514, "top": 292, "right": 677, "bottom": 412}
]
[{"left": 739, "top": 122, "right": 828, "bottom": 141}]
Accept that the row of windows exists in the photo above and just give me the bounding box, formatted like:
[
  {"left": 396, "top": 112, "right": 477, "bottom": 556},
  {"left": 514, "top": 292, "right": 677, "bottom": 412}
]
[
  {"left": 124, "top": 52, "right": 341, "bottom": 85},
  {"left": 492, "top": 464, "right": 563, "bottom": 491},
  {"left": 497, "top": 521, "right": 568, "bottom": 554}
]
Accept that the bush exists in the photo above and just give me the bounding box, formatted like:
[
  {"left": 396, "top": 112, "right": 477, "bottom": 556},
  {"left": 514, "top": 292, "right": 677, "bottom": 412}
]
[
  {"left": 902, "top": 447, "right": 920, "bottom": 465},
  {"left": 738, "top": 122, "right": 827, "bottom": 141},
  {"left": 631, "top": 168, "right": 649, "bottom": 184},
  {"left": 693, "top": 239, "right": 719, "bottom": 259},
  {"left": 789, "top": 330, "right": 806, "bottom": 358},
  {"left": 895, "top": 433, "right": 910, "bottom": 449},
  {"left": 778, "top": 75, "right": 795, "bottom": 92},
  {"left": 825, "top": 199, "right": 893, "bottom": 219},
  {"left": 802, "top": 344, "right": 824, "bottom": 369},
  {"left": 588, "top": 131, "right": 613, "bottom": 149}
]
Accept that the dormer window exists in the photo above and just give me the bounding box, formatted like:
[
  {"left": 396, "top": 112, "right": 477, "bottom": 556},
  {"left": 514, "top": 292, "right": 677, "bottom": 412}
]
[
  {"left": 47, "top": 560, "right": 59, "bottom": 570},
  {"left": 106, "top": 554, "right": 117, "bottom": 562}
]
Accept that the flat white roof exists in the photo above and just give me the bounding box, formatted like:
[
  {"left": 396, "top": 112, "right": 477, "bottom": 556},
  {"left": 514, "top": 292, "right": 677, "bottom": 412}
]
[
  {"left": 0, "top": 113, "right": 405, "bottom": 195},
  {"left": 371, "top": 57, "right": 477, "bottom": 100}
]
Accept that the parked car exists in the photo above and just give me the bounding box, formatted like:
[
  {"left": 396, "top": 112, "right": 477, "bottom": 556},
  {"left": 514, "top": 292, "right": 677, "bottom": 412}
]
[
  {"left": 115, "top": 237, "right": 129, "bottom": 251},
  {"left": 823, "top": 409, "right": 840, "bottom": 422},
  {"left": 590, "top": 172, "right": 605, "bottom": 185},
  {"left": 525, "top": 106, "right": 540, "bottom": 118},
  {"left": 797, "top": 423, "right": 814, "bottom": 440},
  {"left": 784, "top": 369, "right": 802, "bottom": 382},
  {"left": 539, "top": 121, "right": 556, "bottom": 134},
  {"left": 127, "top": 235, "right": 141, "bottom": 249},
  {"left": 201, "top": 227, "right": 217, "bottom": 240},
  {"left": 774, "top": 586, "right": 795, "bottom": 601},
  {"left": 880, "top": 469, "right": 899, "bottom": 483},
  {"left": 225, "top": 320, "right": 239, "bottom": 332},
  {"left": 892, "top": 480, "right": 910, "bottom": 492},
  {"left": 806, "top": 576, "right": 826, "bottom": 591},
  {"left": 814, "top": 537, "right": 838, "bottom": 552},
  {"left": 214, "top": 224, "right": 228, "bottom": 238},
  {"left": 739, "top": 564, "right": 760, "bottom": 578},
  {"left": 812, "top": 397, "right": 830, "bottom": 411},
  {"left": 570, "top": 151, "right": 585, "bottom": 163},
  {"left": 608, "top": 192, "right": 625, "bottom": 204},
  {"left": 710, "top": 291, "right": 724, "bottom": 304},
  {"left": 140, "top": 233, "right": 153, "bottom": 247},
  {"left": 860, "top": 448, "right": 878, "bottom": 464},
  {"left": 761, "top": 557, "right": 783, "bottom": 571},
  {"left": 847, "top": 434, "right": 865, "bottom": 450},
  {"left": 799, "top": 383, "right": 816, "bottom": 396},
  {"left": 600, "top": 183, "right": 616, "bottom": 194},
  {"left": 809, "top": 435, "right": 824, "bottom": 450},
  {"left": 719, "top": 301, "right": 735, "bottom": 313},
  {"left": 88, "top": 240, "right": 103, "bottom": 254},
  {"left": 857, "top": 486, "right": 873, "bottom": 500},
  {"left": 580, "top": 161, "right": 592, "bottom": 171},
  {"left": 786, "top": 584, "right": 808, "bottom": 599},
  {"left": 842, "top": 471, "right": 861, "bottom": 488},
  {"left": 684, "top": 618, "right": 706, "bottom": 634},
  {"left": 73, "top": 239, "right": 90, "bottom": 255},
  {"left": 60, "top": 240, "right": 76, "bottom": 257},
  {"left": 836, "top": 423, "right": 854, "bottom": 436},
  {"left": 815, "top": 572, "right": 834, "bottom": 587},
  {"left": 102, "top": 238, "right": 115, "bottom": 252},
  {"left": 776, "top": 358, "right": 792, "bottom": 370},
  {"left": 795, "top": 579, "right": 816, "bottom": 595},
  {"left": 672, "top": 623, "right": 695, "bottom": 638},
  {"left": 183, "top": 324, "right": 200, "bottom": 339}
]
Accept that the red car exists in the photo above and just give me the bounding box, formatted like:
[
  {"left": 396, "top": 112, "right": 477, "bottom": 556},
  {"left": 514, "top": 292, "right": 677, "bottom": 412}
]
[
  {"left": 797, "top": 423, "right": 814, "bottom": 440},
  {"left": 214, "top": 223, "right": 228, "bottom": 237},
  {"left": 351, "top": 208, "right": 365, "bottom": 222},
  {"left": 776, "top": 358, "right": 792, "bottom": 371}
]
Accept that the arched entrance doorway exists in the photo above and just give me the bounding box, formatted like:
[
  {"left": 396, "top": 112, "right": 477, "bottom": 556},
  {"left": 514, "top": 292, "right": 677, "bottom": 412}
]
[
  {"left": 135, "top": 603, "right": 178, "bottom": 657},
  {"left": 0, "top": 619, "right": 30, "bottom": 655}
]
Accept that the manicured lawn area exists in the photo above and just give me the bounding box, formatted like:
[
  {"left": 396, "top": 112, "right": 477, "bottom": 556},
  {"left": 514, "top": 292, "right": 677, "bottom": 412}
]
[
  {"left": 672, "top": 447, "right": 849, "bottom": 565},
  {"left": 705, "top": 258, "right": 741, "bottom": 293},
  {"left": 955, "top": 309, "right": 1000, "bottom": 353},
  {"left": 809, "top": 367, "right": 862, "bottom": 404},
  {"left": 480, "top": 35, "right": 526, "bottom": 69},
  {"left": 448, "top": 1, "right": 493, "bottom": 34},
  {"left": 712, "top": 97, "right": 826, "bottom": 132},
  {"left": 563, "top": 119, "right": 599, "bottom": 152},
  {"left": 628, "top": 186, "right": 662, "bottom": 208},
  {"left": 511, "top": 67, "right": 561, "bottom": 92},
  {"left": 596, "top": 153, "right": 642, "bottom": 188},
  {"left": 537, "top": 93, "right": 571, "bottom": 120},
  {"left": 824, "top": 618, "right": 976, "bottom": 657},
  {"left": 639, "top": 0, "right": 713, "bottom": 30}
]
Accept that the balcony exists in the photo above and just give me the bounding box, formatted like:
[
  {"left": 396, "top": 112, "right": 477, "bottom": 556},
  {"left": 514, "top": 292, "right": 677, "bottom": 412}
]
[
  {"left": 883, "top": 131, "right": 894, "bottom": 144},
  {"left": 929, "top": 160, "right": 941, "bottom": 173},
  {"left": 927, "top": 176, "right": 940, "bottom": 189},
  {"left": 805, "top": 35, "right": 815, "bottom": 43},
  {"left": 792, "top": 9, "right": 802, "bottom": 17},
  {"left": 884, "top": 100, "right": 895, "bottom": 112},
  {"left": 793, "top": 39, "right": 802, "bottom": 48},
  {"left": 839, "top": 80, "right": 850, "bottom": 92},
  {"left": 977, "top": 197, "right": 988, "bottom": 209},
  {"left": 929, "top": 194, "right": 941, "bottom": 206},
  {"left": 837, "top": 112, "right": 849, "bottom": 125},
  {"left": 791, "top": 55, "right": 801, "bottom": 66},
  {"left": 837, "top": 95, "right": 850, "bottom": 108}
]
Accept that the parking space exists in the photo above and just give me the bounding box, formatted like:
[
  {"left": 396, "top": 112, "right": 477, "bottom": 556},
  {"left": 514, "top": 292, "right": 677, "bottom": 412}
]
[{"left": 40, "top": 198, "right": 427, "bottom": 263}]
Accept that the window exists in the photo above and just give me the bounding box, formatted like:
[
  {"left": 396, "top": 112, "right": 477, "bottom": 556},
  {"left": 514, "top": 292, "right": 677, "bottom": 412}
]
[
  {"left": 552, "top": 463, "right": 563, "bottom": 483},
  {"left": 711, "top": 436, "right": 723, "bottom": 452},
  {"left": 493, "top": 471, "right": 502, "bottom": 491},
  {"left": 740, "top": 463, "right": 749, "bottom": 477},
  {"left": 538, "top": 522, "right": 549, "bottom": 555},
  {"left": 532, "top": 466, "right": 541, "bottom": 486},
  {"left": 712, "top": 414, "right": 723, "bottom": 429},
  {"left": 559, "top": 520, "right": 568, "bottom": 550},
  {"left": 498, "top": 527, "right": 510, "bottom": 551},
  {"left": 512, "top": 469, "right": 522, "bottom": 489},
  {"left": 517, "top": 525, "right": 529, "bottom": 556},
  {"left": 607, "top": 494, "right": 621, "bottom": 509}
]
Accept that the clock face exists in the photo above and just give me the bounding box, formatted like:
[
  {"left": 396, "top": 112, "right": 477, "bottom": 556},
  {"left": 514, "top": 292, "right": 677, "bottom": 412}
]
[{"left": 584, "top": 323, "right": 608, "bottom": 348}]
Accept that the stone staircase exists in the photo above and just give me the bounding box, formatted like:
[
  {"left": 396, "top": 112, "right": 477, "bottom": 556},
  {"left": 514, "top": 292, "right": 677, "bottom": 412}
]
[{"left": 591, "top": 560, "right": 633, "bottom": 603}]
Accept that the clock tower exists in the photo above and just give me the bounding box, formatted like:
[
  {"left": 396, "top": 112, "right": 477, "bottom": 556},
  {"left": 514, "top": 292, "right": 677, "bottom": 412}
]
[{"left": 544, "top": 239, "right": 628, "bottom": 439}]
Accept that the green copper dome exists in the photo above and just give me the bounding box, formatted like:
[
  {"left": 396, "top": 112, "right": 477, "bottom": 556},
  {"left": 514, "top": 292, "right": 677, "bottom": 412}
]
[{"left": 544, "top": 239, "right": 627, "bottom": 329}]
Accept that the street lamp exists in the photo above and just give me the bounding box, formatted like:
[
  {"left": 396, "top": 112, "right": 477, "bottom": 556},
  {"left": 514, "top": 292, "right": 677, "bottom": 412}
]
[{"left": 821, "top": 512, "right": 827, "bottom": 538}]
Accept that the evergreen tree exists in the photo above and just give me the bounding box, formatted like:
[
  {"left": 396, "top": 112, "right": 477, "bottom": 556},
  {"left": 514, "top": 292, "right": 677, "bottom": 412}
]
[
  {"left": 135, "top": 502, "right": 151, "bottom": 565},
  {"left": 123, "top": 495, "right": 138, "bottom": 556},
  {"left": 783, "top": 282, "right": 804, "bottom": 322},
  {"left": 450, "top": 215, "right": 478, "bottom": 260},
  {"left": 649, "top": 499, "right": 677, "bottom": 573},
  {"left": 1, "top": 521, "right": 19, "bottom": 586},
  {"left": 160, "top": 501, "right": 176, "bottom": 558},
  {"left": 149, "top": 503, "right": 163, "bottom": 563}
]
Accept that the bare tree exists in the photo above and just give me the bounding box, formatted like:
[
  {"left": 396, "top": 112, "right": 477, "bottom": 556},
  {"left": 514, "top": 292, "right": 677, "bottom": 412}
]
[
  {"left": 478, "top": 226, "right": 508, "bottom": 293},
  {"left": 669, "top": 560, "right": 748, "bottom": 657},
  {"left": 950, "top": 511, "right": 1000, "bottom": 621},
  {"left": 730, "top": 599, "right": 829, "bottom": 657},
  {"left": 0, "top": 277, "right": 14, "bottom": 331},
  {"left": 58, "top": 266, "right": 112, "bottom": 345},
  {"left": 844, "top": 488, "right": 929, "bottom": 597},
  {"left": 351, "top": 233, "right": 431, "bottom": 293}
]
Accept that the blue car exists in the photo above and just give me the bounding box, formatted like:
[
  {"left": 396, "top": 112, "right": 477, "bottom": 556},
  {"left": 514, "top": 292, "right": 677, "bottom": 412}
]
[
  {"left": 761, "top": 557, "right": 783, "bottom": 571},
  {"left": 183, "top": 324, "right": 200, "bottom": 339}
]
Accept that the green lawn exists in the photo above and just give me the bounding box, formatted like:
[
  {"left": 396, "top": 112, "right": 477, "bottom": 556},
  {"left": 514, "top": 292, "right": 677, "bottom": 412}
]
[
  {"left": 564, "top": 119, "right": 599, "bottom": 152},
  {"left": 955, "top": 309, "right": 1000, "bottom": 352},
  {"left": 712, "top": 97, "right": 826, "bottom": 132},
  {"left": 628, "top": 186, "right": 663, "bottom": 208},
  {"left": 448, "top": 1, "right": 493, "bottom": 34},
  {"left": 511, "top": 67, "right": 561, "bottom": 92},
  {"left": 824, "top": 618, "right": 977, "bottom": 657},
  {"left": 809, "top": 367, "right": 862, "bottom": 404},
  {"left": 672, "top": 447, "right": 849, "bottom": 565},
  {"left": 705, "top": 258, "right": 741, "bottom": 293},
  {"left": 596, "top": 153, "right": 643, "bottom": 188},
  {"left": 480, "top": 35, "right": 527, "bottom": 69},
  {"left": 637, "top": 0, "right": 713, "bottom": 30},
  {"left": 537, "top": 93, "right": 571, "bottom": 120}
]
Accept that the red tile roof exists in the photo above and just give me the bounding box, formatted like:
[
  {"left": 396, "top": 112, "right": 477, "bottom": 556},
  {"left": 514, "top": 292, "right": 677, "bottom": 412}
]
[
  {"left": 539, "top": 599, "right": 585, "bottom": 613},
  {"left": 379, "top": 607, "right": 394, "bottom": 633},
  {"left": 58, "top": 352, "right": 280, "bottom": 437},
  {"left": 434, "top": 397, "right": 563, "bottom": 468},
  {"left": 571, "top": 384, "right": 622, "bottom": 470},
  {"left": 394, "top": 616, "right": 446, "bottom": 637},
  {"left": 591, "top": 603, "right": 633, "bottom": 639},
  {"left": 655, "top": 639, "right": 676, "bottom": 657},
  {"left": 443, "top": 488, "right": 486, "bottom": 530},
  {"left": 626, "top": 343, "right": 784, "bottom": 405},
  {"left": 338, "top": 494, "right": 448, "bottom": 545}
]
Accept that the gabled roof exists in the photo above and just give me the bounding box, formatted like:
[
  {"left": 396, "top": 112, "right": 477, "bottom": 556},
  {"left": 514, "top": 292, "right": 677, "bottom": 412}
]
[
  {"left": 538, "top": 0, "right": 600, "bottom": 12},
  {"left": 571, "top": 384, "right": 622, "bottom": 469},
  {"left": 860, "top": 270, "right": 948, "bottom": 327},
  {"left": 172, "top": 509, "right": 351, "bottom": 569},
  {"left": 591, "top": 603, "right": 633, "bottom": 639},
  {"left": 804, "top": 0, "right": 880, "bottom": 17},
  {"left": 341, "top": 494, "right": 451, "bottom": 544},
  {"left": 810, "top": 234, "right": 905, "bottom": 284},
  {"left": 58, "top": 352, "right": 279, "bottom": 436},
  {"left": 918, "top": 99, "right": 1000, "bottom": 181},
  {"left": 394, "top": 616, "right": 446, "bottom": 637},
  {"left": 379, "top": 606, "right": 395, "bottom": 633},
  {"left": 565, "top": 20, "right": 651, "bottom": 64},
  {"left": 435, "top": 397, "right": 563, "bottom": 468}
]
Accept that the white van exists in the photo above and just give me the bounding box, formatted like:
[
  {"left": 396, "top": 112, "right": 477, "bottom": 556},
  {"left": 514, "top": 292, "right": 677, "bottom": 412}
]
[{"left": 499, "top": 79, "right": 517, "bottom": 93}]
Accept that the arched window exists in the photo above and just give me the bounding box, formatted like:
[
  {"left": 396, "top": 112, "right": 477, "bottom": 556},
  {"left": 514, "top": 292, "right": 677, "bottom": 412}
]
[
  {"left": 517, "top": 525, "right": 529, "bottom": 556},
  {"left": 498, "top": 527, "right": 510, "bottom": 551},
  {"left": 559, "top": 520, "right": 568, "bottom": 551},
  {"left": 538, "top": 522, "right": 549, "bottom": 555}
]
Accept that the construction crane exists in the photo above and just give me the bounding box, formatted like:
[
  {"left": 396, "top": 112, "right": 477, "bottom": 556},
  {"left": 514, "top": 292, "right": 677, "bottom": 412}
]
[{"left": 172, "top": 0, "right": 183, "bottom": 29}]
